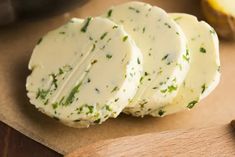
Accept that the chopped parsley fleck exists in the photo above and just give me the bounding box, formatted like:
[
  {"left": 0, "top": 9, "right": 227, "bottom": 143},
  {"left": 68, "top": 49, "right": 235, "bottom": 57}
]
[
  {"left": 152, "top": 87, "right": 158, "bottom": 89},
  {"left": 173, "top": 16, "right": 182, "bottom": 21},
  {"left": 114, "top": 98, "right": 119, "bottom": 102},
  {"left": 59, "top": 31, "right": 65, "bottom": 34},
  {"left": 142, "top": 27, "right": 146, "bottom": 33},
  {"left": 106, "top": 54, "right": 112, "bottom": 59},
  {"left": 158, "top": 109, "right": 165, "bottom": 116},
  {"left": 137, "top": 58, "right": 141, "bottom": 64},
  {"left": 64, "top": 82, "right": 82, "bottom": 106},
  {"left": 91, "top": 44, "right": 96, "bottom": 52},
  {"left": 187, "top": 100, "right": 198, "bottom": 109},
  {"left": 200, "top": 47, "right": 206, "bottom": 53},
  {"left": 105, "top": 105, "right": 112, "bottom": 111},
  {"left": 168, "top": 85, "right": 177, "bottom": 93},
  {"left": 111, "top": 86, "right": 119, "bottom": 93},
  {"left": 81, "top": 17, "right": 92, "bottom": 33},
  {"left": 44, "top": 99, "right": 49, "bottom": 105},
  {"left": 94, "top": 119, "right": 101, "bottom": 124},
  {"left": 37, "top": 38, "right": 43, "bottom": 45},
  {"left": 128, "top": 7, "right": 140, "bottom": 13},
  {"left": 123, "top": 36, "right": 128, "bottom": 42},
  {"left": 182, "top": 54, "right": 190, "bottom": 63},
  {"left": 59, "top": 68, "right": 64, "bottom": 75},
  {"left": 201, "top": 84, "right": 206, "bottom": 94},
  {"left": 139, "top": 101, "right": 148, "bottom": 108},
  {"left": 144, "top": 72, "right": 149, "bottom": 76},
  {"left": 217, "top": 66, "right": 221, "bottom": 72},
  {"left": 91, "top": 59, "right": 98, "bottom": 65},
  {"left": 36, "top": 89, "right": 49, "bottom": 100},
  {"left": 95, "top": 88, "right": 100, "bottom": 93},
  {"left": 162, "top": 54, "right": 169, "bottom": 60},
  {"left": 52, "top": 103, "right": 58, "bottom": 109},
  {"left": 112, "top": 25, "right": 118, "bottom": 29},
  {"left": 50, "top": 73, "right": 58, "bottom": 89},
  {"left": 140, "top": 76, "right": 144, "bottom": 84},
  {"left": 73, "top": 119, "right": 80, "bottom": 122},
  {"left": 87, "top": 105, "right": 94, "bottom": 114},
  {"left": 89, "top": 36, "right": 93, "bottom": 41},
  {"left": 59, "top": 96, "right": 65, "bottom": 105},
  {"left": 107, "top": 9, "right": 113, "bottom": 17},
  {"left": 100, "top": 32, "right": 108, "bottom": 40},
  {"left": 164, "top": 23, "right": 171, "bottom": 29},
  {"left": 87, "top": 78, "right": 91, "bottom": 83},
  {"left": 160, "top": 89, "right": 167, "bottom": 93}
]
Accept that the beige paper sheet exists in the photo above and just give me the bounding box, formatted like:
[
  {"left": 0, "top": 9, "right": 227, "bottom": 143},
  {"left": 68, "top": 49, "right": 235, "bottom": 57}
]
[{"left": 0, "top": 0, "right": 235, "bottom": 154}]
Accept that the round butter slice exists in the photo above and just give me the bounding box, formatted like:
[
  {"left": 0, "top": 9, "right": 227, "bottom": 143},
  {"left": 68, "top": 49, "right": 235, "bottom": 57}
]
[
  {"left": 154, "top": 13, "right": 221, "bottom": 116},
  {"left": 103, "top": 1, "right": 189, "bottom": 117},
  {"left": 26, "top": 17, "right": 143, "bottom": 128}
]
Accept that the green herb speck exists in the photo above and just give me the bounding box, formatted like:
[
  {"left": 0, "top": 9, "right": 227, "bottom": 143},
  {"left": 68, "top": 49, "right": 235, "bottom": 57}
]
[
  {"left": 137, "top": 58, "right": 141, "bottom": 64},
  {"left": 100, "top": 32, "right": 108, "bottom": 40},
  {"left": 158, "top": 109, "right": 165, "bottom": 116},
  {"left": 142, "top": 27, "right": 146, "bottom": 33},
  {"left": 87, "top": 105, "right": 94, "bottom": 114},
  {"left": 164, "top": 23, "right": 171, "bottom": 29},
  {"left": 59, "top": 31, "right": 65, "bottom": 34},
  {"left": 106, "top": 54, "right": 112, "bottom": 59},
  {"left": 37, "top": 38, "right": 43, "bottom": 45},
  {"left": 162, "top": 54, "right": 169, "bottom": 61},
  {"left": 112, "top": 25, "right": 118, "bottom": 29},
  {"left": 111, "top": 86, "right": 119, "bottom": 93},
  {"left": 114, "top": 98, "right": 119, "bottom": 102},
  {"left": 81, "top": 17, "right": 92, "bottom": 33},
  {"left": 94, "top": 119, "right": 101, "bottom": 124},
  {"left": 91, "top": 44, "right": 96, "bottom": 52},
  {"left": 64, "top": 82, "right": 82, "bottom": 106},
  {"left": 36, "top": 89, "right": 49, "bottom": 100},
  {"left": 128, "top": 7, "right": 140, "bottom": 13},
  {"left": 201, "top": 84, "right": 206, "bottom": 94},
  {"left": 95, "top": 88, "right": 100, "bottom": 93},
  {"left": 168, "top": 85, "right": 177, "bottom": 93},
  {"left": 174, "top": 16, "right": 182, "bottom": 21},
  {"left": 52, "top": 103, "right": 58, "bottom": 109},
  {"left": 107, "top": 9, "right": 113, "bottom": 17},
  {"left": 200, "top": 47, "right": 206, "bottom": 53},
  {"left": 91, "top": 59, "right": 98, "bottom": 65},
  {"left": 187, "top": 100, "right": 198, "bottom": 109},
  {"left": 123, "top": 36, "right": 128, "bottom": 42}
]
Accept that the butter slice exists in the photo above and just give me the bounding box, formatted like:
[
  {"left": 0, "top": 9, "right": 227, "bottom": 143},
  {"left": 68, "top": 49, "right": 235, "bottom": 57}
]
[
  {"left": 153, "top": 13, "right": 221, "bottom": 116},
  {"left": 26, "top": 17, "right": 143, "bottom": 127},
  {"left": 103, "top": 1, "right": 189, "bottom": 116}
]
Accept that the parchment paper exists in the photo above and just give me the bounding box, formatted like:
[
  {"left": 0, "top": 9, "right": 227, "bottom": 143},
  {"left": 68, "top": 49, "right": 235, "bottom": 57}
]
[{"left": 0, "top": 0, "right": 234, "bottom": 154}]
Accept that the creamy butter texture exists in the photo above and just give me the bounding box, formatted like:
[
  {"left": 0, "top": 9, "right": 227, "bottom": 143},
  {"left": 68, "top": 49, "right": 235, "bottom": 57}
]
[
  {"left": 26, "top": 17, "right": 143, "bottom": 128},
  {"left": 26, "top": 1, "right": 220, "bottom": 128}
]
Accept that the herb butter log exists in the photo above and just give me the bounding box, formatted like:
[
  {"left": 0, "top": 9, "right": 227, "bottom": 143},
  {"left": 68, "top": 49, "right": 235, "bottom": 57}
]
[
  {"left": 103, "top": 1, "right": 189, "bottom": 117},
  {"left": 154, "top": 14, "right": 221, "bottom": 116},
  {"left": 26, "top": 17, "right": 143, "bottom": 128}
]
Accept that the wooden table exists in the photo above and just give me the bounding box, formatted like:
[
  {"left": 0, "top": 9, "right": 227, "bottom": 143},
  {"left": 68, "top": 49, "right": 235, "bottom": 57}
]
[
  {"left": 0, "top": 122, "right": 61, "bottom": 157},
  {"left": 1, "top": 0, "right": 235, "bottom": 155}
]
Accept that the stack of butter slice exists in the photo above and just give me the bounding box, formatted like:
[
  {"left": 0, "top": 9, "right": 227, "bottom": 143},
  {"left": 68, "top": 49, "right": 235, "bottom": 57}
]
[{"left": 26, "top": 1, "right": 221, "bottom": 128}]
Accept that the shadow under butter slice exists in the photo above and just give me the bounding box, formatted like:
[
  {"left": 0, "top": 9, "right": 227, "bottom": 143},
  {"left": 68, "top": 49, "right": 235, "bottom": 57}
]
[{"left": 26, "top": 17, "right": 143, "bottom": 128}]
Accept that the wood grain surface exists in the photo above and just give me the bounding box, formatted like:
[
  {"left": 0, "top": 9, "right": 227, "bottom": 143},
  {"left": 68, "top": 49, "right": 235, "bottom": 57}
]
[
  {"left": 0, "top": 0, "right": 235, "bottom": 155},
  {"left": 67, "top": 123, "right": 235, "bottom": 157},
  {"left": 0, "top": 122, "right": 61, "bottom": 157}
]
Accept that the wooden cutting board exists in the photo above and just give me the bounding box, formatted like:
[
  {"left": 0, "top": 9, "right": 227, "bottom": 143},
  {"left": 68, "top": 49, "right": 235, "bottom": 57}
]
[{"left": 0, "top": 0, "right": 235, "bottom": 155}]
